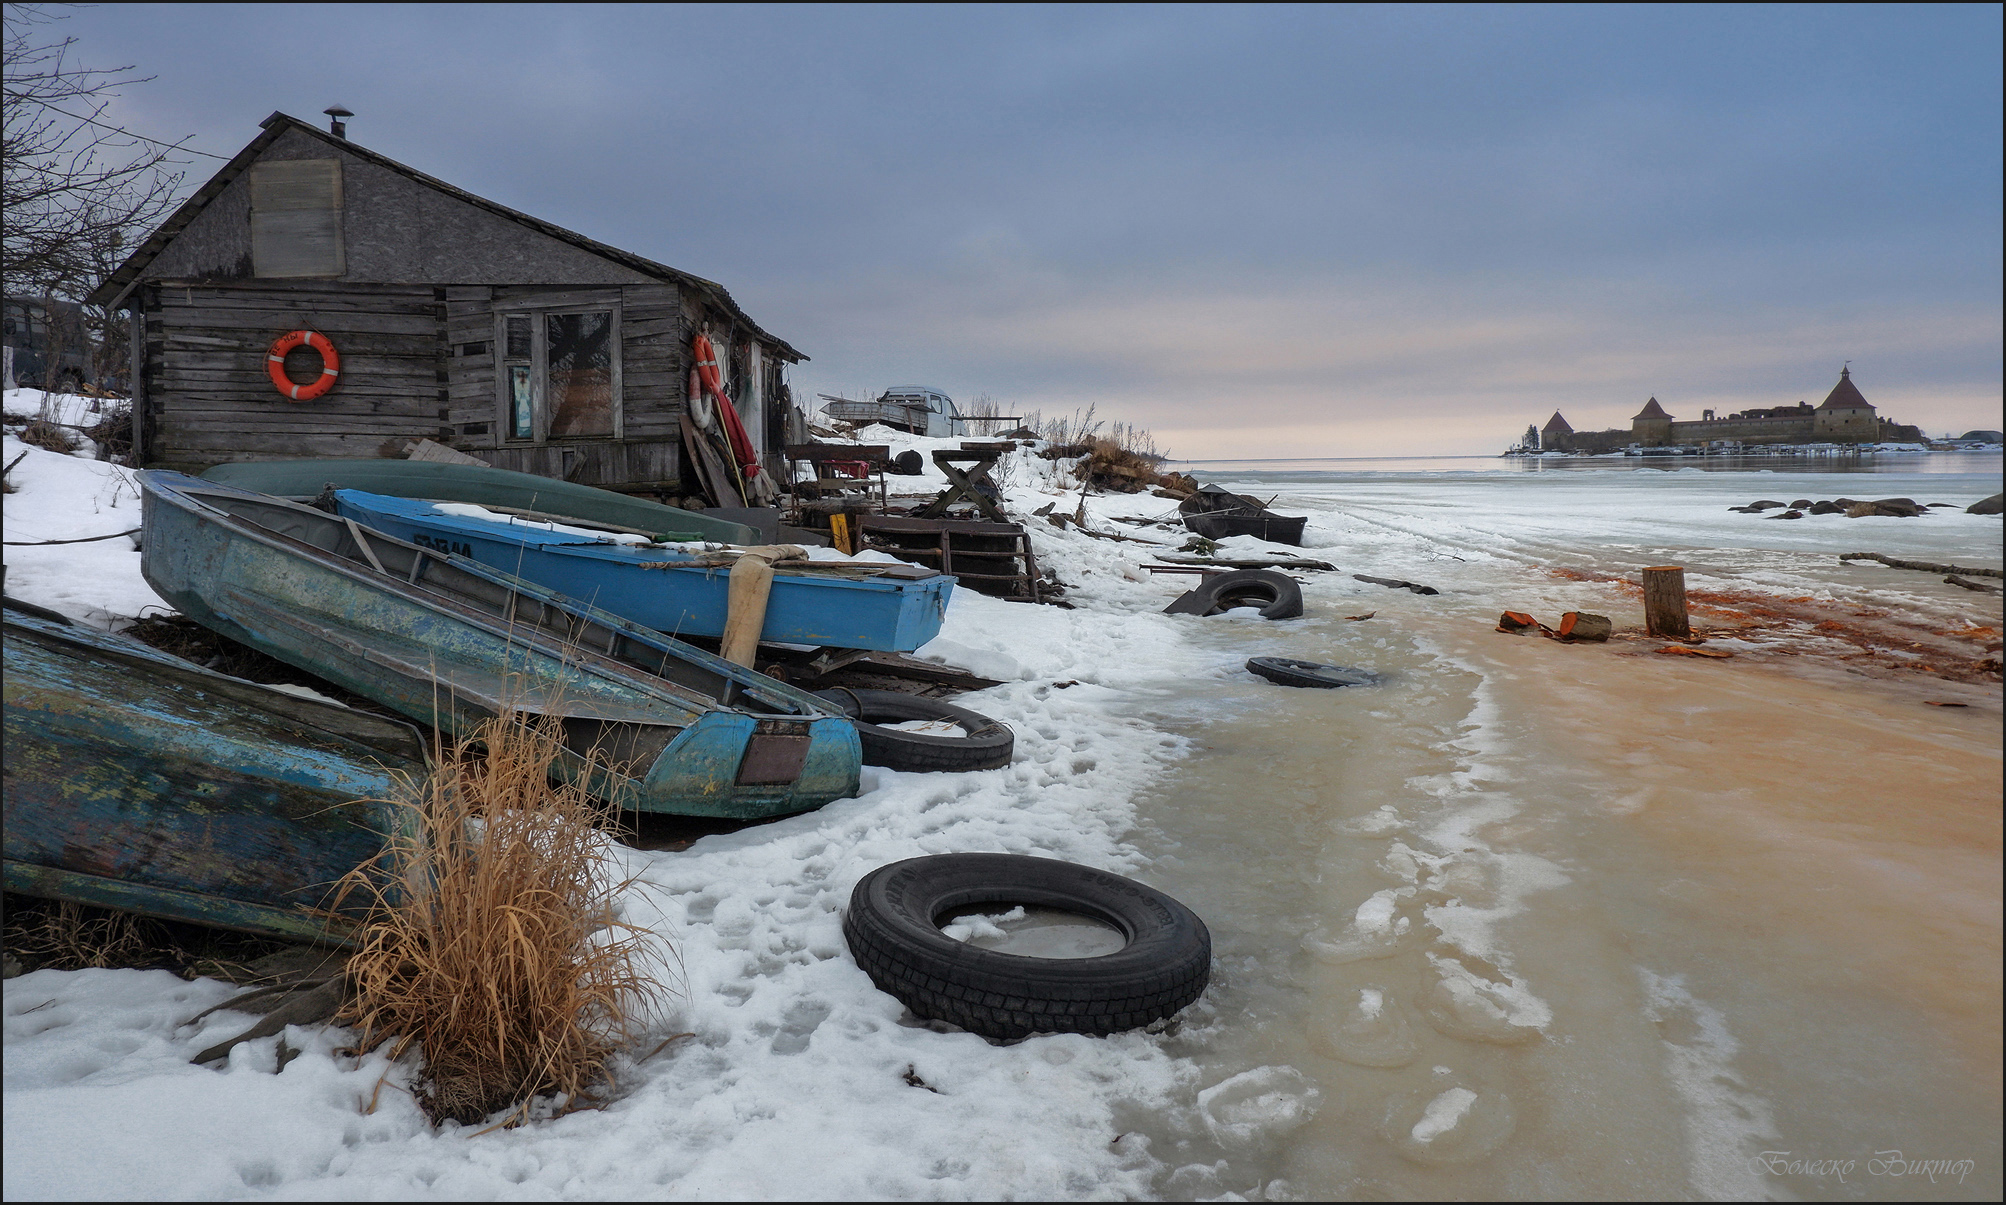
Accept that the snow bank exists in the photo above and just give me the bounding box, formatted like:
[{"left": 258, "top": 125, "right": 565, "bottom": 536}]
[{"left": 1, "top": 429, "right": 1215, "bottom": 1200}]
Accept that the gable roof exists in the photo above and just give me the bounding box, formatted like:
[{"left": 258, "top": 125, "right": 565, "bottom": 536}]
[
  {"left": 1815, "top": 367, "right": 1872, "bottom": 411},
  {"left": 1541, "top": 411, "right": 1573, "bottom": 434},
  {"left": 87, "top": 112, "right": 803, "bottom": 361},
  {"left": 1632, "top": 396, "right": 1672, "bottom": 421}
]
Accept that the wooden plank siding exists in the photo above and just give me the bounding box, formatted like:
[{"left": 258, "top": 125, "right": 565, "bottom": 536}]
[
  {"left": 137, "top": 277, "right": 774, "bottom": 494},
  {"left": 141, "top": 281, "right": 445, "bottom": 469}
]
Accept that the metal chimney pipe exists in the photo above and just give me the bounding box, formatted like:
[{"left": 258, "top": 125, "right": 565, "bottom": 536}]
[{"left": 324, "top": 105, "right": 353, "bottom": 138}]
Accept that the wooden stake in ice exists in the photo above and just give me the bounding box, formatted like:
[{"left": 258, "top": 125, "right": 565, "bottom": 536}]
[{"left": 1642, "top": 566, "right": 1690, "bottom": 639}]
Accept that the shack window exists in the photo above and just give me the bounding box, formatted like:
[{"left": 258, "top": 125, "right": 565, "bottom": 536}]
[
  {"left": 495, "top": 307, "right": 620, "bottom": 443},
  {"left": 249, "top": 159, "right": 343, "bottom": 277},
  {"left": 545, "top": 312, "right": 613, "bottom": 437}
]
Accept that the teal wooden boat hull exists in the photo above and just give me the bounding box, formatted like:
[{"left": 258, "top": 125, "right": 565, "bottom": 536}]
[
  {"left": 199, "top": 457, "right": 758, "bottom": 545},
  {"left": 330, "top": 490, "right": 954, "bottom": 653},
  {"left": 139, "top": 472, "right": 862, "bottom": 819},
  {"left": 3, "top": 601, "right": 426, "bottom": 945}
]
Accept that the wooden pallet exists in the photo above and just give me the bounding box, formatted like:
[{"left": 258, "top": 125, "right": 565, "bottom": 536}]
[{"left": 859, "top": 515, "right": 1042, "bottom": 602}]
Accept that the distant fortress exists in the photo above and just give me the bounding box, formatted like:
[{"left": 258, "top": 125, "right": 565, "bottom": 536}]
[{"left": 1525, "top": 367, "right": 1922, "bottom": 453}]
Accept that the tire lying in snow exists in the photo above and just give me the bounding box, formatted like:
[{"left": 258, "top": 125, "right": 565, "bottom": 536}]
[
  {"left": 1162, "top": 569, "right": 1304, "bottom": 620},
  {"left": 1246, "top": 656, "right": 1375, "bottom": 688},
  {"left": 811, "top": 688, "right": 1013, "bottom": 772},
  {"left": 844, "top": 853, "right": 1212, "bottom": 1039}
]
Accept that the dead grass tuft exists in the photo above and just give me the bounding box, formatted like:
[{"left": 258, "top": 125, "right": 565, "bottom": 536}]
[
  {"left": 15, "top": 420, "right": 78, "bottom": 455},
  {"left": 4, "top": 899, "right": 151, "bottom": 970},
  {"left": 334, "top": 708, "right": 677, "bottom": 1128}
]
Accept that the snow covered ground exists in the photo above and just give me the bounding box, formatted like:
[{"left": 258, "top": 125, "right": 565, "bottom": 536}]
[
  {"left": 5, "top": 396, "right": 2000, "bottom": 1199},
  {"left": 0, "top": 403, "right": 1242, "bottom": 1200}
]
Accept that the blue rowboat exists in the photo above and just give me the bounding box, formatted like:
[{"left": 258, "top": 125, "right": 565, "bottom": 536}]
[
  {"left": 199, "top": 457, "right": 760, "bottom": 544},
  {"left": 328, "top": 490, "right": 955, "bottom": 653},
  {"left": 138, "top": 471, "right": 862, "bottom": 820},
  {"left": 3, "top": 599, "right": 424, "bottom": 945}
]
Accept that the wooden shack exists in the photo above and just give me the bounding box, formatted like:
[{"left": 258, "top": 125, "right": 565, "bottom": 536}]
[{"left": 86, "top": 111, "right": 804, "bottom": 494}]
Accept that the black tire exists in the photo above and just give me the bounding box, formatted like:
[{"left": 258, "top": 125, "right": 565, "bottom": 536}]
[
  {"left": 1162, "top": 569, "right": 1304, "bottom": 620},
  {"left": 811, "top": 688, "right": 1014, "bottom": 772},
  {"left": 1246, "top": 656, "right": 1374, "bottom": 688},
  {"left": 843, "top": 853, "right": 1212, "bottom": 1039}
]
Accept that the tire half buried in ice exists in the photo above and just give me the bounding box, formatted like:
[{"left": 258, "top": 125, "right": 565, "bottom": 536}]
[
  {"left": 811, "top": 688, "right": 1013, "bottom": 772},
  {"left": 844, "top": 854, "right": 1212, "bottom": 1039},
  {"left": 1246, "top": 656, "right": 1375, "bottom": 688},
  {"left": 1162, "top": 569, "right": 1304, "bottom": 620}
]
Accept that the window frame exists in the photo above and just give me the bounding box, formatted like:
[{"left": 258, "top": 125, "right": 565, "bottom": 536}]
[{"left": 491, "top": 301, "right": 623, "bottom": 445}]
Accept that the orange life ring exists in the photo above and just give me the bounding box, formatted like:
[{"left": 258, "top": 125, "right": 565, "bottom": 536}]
[{"left": 265, "top": 330, "right": 340, "bottom": 401}]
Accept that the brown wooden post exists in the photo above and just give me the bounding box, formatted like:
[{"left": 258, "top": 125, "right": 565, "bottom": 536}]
[{"left": 1642, "top": 566, "right": 1690, "bottom": 639}]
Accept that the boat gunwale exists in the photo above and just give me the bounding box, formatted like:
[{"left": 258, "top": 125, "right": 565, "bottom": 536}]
[
  {"left": 142, "top": 473, "right": 838, "bottom": 723},
  {"left": 336, "top": 491, "right": 950, "bottom": 588},
  {"left": 3, "top": 602, "right": 434, "bottom": 768}
]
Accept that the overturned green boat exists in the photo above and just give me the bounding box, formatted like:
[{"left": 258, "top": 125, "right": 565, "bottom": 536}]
[
  {"left": 198, "top": 456, "right": 759, "bottom": 545},
  {"left": 4, "top": 599, "right": 424, "bottom": 945},
  {"left": 139, "top": 471, "right": 861, "bottom": 819}
]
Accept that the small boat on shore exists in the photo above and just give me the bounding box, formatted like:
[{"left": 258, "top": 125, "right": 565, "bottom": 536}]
[
  {"left": 1179, "top": 485, "right": 1308, "bottom": 545},
  {"left": 198, "top": 457, "right": 759, "bottom": 545},
  {"left": 139, "top": 471, "right": 862, "bottom": 819},
  {"left": 329, "top": 490, "right": 955, "bottom": 653},
  {"left": 3, "top": 599, "right": 424, "bottom": 945}
]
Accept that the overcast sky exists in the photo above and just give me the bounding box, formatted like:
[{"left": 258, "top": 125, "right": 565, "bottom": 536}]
[{"left": 53, "top": 3, "right": 2005, "bottom": 456}]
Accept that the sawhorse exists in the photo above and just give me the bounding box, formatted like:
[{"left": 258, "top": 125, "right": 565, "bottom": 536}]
[{"left": 917, "top": 447, "right": 1009, "bottom": 522}]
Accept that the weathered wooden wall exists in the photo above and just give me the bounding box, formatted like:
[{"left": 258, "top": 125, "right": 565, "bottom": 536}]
[
  {"left": 141, "top": 280, "right": 447, "bottom": 468},
  {"left": 142, "top": 278, "right": 718, "bottom": 491}
]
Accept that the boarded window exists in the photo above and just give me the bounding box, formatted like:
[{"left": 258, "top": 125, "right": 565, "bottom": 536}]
[
  {"left": 545, "top": 312, "right": 613, "bottom": 437},
  {"left": 250, "top": 159, "right": 344, "bottom": 278}
]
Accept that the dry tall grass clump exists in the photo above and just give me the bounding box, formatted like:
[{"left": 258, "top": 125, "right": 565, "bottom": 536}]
[{"left": 335, "top": 708, "right": 674, "bottom": 1128}]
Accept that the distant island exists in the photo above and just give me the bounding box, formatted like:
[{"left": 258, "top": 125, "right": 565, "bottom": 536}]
[{"left": 1507, "top": 367, "right": 1936, "bottom": 455}]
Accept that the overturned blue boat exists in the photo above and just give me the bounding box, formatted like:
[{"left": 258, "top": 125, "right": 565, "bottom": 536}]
[
  {"left": 138, "top": 471, "right": 862, "bottom": 819},
  {"left": 329, "top": 489, "right": 955, "bottom": 653},
  {"left": 3, "top": 599, "right": 423, "bottom": 945}
]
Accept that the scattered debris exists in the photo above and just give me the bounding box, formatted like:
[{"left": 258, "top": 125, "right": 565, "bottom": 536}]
[
  {"left": 1556, "top": 611, "right": 1612, "bottom": 642},
  {"left": 1354, "top": 573, "right": 1438, "bottom": 595},
  {"left": 1246, "top": 657, "right": 1374, "bottom": 688},
  {"left": 1345, "top": 611, "right": 1376, "bottom": 621},
  {"left": 1178, "top": 486, "right": 1307, "bottom": 545},
  {"left": 3, "top": 527, "right": 141, "bottom": 546},
  {"left": 1162, "top": 569, "right": 1304, "bottom": 620},
  {"left": 1925, "top": 701, "right": 1969, "bottom": 707},
  {"left": 1658, "top": 645, "right": 1733, "bottom": 658},
  {"left": 1157, "top": 554, "right": 1336, "bottom": 571},
  {"left": 1839, "top": 552, "right": 2001, "bottom": 578},
  {"left": 1496, "top": 610, "right": 1610, "bottom": 642},
  {"left": 1945, "top": 575, "right": 2000, "bottom": 594}
]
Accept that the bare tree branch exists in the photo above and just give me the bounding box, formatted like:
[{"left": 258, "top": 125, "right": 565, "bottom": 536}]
[{"left": 3, "top": 2, "right": 193, "bottom": 305}]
